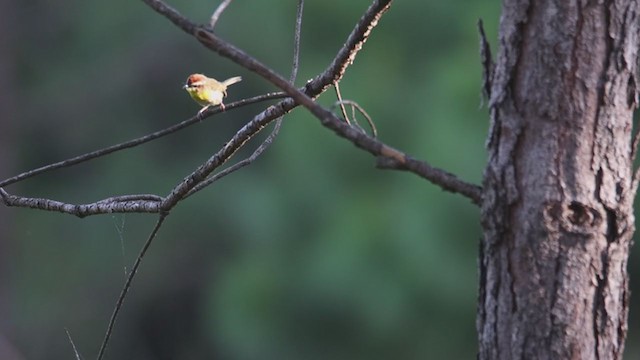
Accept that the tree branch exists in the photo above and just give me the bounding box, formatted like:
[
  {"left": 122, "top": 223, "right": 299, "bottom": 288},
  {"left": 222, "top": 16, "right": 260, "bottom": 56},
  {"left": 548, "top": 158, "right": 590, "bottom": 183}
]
[
  {"left": 0, "top": 188, "right": 162, "bottom": 218},
  {"left": 376, "top": 157, "right": 482, "bottom": 204}
]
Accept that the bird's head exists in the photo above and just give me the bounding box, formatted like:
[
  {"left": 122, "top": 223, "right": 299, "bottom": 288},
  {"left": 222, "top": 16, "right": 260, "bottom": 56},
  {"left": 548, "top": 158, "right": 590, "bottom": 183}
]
[{"left": 183, "top": 73, "right": 207, "bottom": 90}]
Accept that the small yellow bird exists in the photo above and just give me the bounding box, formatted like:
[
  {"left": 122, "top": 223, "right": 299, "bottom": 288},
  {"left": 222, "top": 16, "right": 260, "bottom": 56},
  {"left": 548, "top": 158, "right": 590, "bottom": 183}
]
[{"left": 183, "top": 73, "right": 242, "bottom": 115}]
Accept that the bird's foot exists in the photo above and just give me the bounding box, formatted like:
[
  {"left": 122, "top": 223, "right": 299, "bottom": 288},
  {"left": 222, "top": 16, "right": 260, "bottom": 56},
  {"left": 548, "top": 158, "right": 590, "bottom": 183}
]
[{"left": 197, "top": 106, "right": 210, "bottom": 121}]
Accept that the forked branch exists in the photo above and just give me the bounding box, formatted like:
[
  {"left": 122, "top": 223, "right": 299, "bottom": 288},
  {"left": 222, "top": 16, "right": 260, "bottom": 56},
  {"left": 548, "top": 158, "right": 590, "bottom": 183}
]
[{"left": 143, "top": 0, "right": 483, "bottom": 205}]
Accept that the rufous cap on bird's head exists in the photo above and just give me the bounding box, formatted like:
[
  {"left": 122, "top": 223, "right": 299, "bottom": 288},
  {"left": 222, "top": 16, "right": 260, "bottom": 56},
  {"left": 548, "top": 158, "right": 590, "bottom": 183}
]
[{"left": 183, "top": 74, "right": 207, "bottom": 89}]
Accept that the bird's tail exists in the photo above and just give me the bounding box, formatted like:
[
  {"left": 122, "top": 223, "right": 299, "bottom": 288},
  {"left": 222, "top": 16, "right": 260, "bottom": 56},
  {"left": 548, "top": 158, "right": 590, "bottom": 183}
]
[{"left": 222, "top": 76, "right": 242, "bottom": 87}]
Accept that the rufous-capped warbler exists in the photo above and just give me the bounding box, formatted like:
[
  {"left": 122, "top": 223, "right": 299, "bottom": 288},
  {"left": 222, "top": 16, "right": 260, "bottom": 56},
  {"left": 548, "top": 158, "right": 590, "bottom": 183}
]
[{"left": 183, "top": 73, "right": 242, "bottom": 115}]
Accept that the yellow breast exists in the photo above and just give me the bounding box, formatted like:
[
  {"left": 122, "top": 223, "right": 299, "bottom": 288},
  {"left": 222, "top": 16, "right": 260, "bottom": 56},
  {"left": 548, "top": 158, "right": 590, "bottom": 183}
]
[{"left": 186, "top": 87, "right": 224, "bottom": 106}]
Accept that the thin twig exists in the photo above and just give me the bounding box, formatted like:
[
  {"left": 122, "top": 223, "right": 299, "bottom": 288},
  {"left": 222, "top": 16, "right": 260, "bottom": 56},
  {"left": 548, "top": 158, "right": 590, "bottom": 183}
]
[
  {"left": 290, "top": 0, "right": 303, "bottom": 84},
  {"left": 65, "top": 328, "right": 83, "bottom": 360},
  {"left": 96, "top": 213, "right": 169, "bottom": 360},
  {"left": 0, "top": 92, "right": 286, "bottom": 188},
  {"left": 332, "top": 99, "right": 378, "bottom": 138},
  {"left": 209, "top": 0, "right": 233, "bottom": 29},
  {"left": 334, "top": 82, "right": 352, "bottom": 125}
]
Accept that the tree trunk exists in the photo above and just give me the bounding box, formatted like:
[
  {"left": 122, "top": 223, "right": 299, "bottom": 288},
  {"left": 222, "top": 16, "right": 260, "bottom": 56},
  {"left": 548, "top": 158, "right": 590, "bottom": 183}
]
[{"left": 479, "top": 1, "right": 638, "bottom": 359}]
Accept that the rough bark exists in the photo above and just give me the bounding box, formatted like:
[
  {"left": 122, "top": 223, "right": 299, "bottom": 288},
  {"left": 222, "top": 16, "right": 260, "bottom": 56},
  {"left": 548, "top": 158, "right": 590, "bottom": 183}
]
[{"left": 479, "top": 0, "right": 639, "bottom": 359}]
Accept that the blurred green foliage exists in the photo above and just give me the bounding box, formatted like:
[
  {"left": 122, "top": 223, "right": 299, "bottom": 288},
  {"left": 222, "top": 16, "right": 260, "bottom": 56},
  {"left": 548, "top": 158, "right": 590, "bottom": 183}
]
[{"left": 2, "top": 1, "right": 639, "bottom": 359}]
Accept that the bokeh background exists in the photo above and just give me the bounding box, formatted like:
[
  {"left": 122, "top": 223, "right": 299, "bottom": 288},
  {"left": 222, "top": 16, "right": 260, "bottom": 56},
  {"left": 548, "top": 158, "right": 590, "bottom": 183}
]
[{"left": 0, "top": 1, "right": 638, "bottom": 359}]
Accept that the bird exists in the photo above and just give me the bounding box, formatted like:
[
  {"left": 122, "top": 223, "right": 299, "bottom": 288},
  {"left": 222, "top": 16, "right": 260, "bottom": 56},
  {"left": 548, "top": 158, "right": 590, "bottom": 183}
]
[{"left": 182, "top": 73, "right": 242, "bottom": 116}]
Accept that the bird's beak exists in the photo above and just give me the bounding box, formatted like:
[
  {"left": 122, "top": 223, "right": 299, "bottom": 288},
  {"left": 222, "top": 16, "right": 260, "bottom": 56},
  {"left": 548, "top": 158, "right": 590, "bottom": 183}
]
[{"left": 182, "top": 85, "right": 188, "bottom": 90}]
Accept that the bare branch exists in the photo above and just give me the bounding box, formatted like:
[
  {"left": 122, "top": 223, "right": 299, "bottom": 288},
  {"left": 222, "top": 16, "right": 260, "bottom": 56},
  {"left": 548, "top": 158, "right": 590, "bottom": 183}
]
[
  {"left": 0, "top": 92, "right": 286, "bottom": 188},
  {"left": 209, "top": 0, "right": 233, "bottom": 29},
  {"left": 96, "top": 194, "right": 164, "bottom": 204},
  {"left": 96, "top": 213, "right": 169, "bottom": 360},
  {"left": 183, "top": 118, "right": 280, "bottom": 199},
  {"left": 376, "top": 157, "right": 483, "bottom": 205},
  {"left": 318, "top": 113, "right": 482, "bottom": 204},
  {"left": 0, "top": 188, "right": 162, "bottom": 218}
]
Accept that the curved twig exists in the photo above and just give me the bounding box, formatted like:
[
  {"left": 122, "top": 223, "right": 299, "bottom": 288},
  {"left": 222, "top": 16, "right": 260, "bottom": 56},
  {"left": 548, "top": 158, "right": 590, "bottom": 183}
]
[
  {"left": 334, "top": 82, "right": 352, "bottom": 126},
  {"left": 209, "top": 0, "right": 233, "bottom": 29},
  {"left": 332, "top": 99, "right": 378, "bottom": 138}
]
